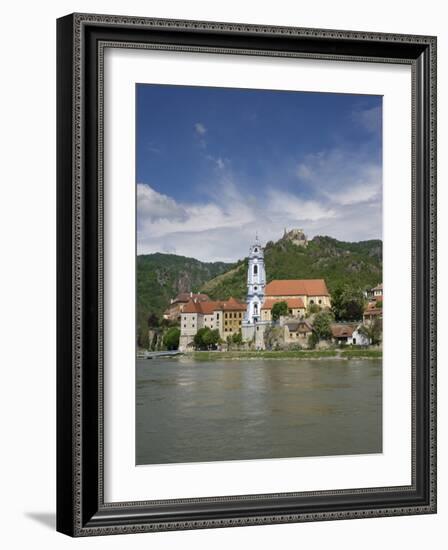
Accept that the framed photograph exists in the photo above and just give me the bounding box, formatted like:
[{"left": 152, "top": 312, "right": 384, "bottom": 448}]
[{"left": 57, "top": 13, "right": 437, "bottom": 536}]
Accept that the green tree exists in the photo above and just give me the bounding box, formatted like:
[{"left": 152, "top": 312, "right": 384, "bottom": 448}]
[
  {"left": 306, "top": 303, "right": 320, "bottom": 317},
  {"left": 203, "top": 328, "right": 220, "bottom": 348},
  {"left": 331, "top": 285, "right": 365, "bottom": 321},
  {"left": 213, "top": 330, "right": 221, "bottom": 346},
  {"left": 330, "top": 286, "right": 345, "bottom": 320},
  {"left": 147, "top": 312, "right": 160, "bottom": 328},
  {"left": 194, "top": 327, "right": 220, "bottom": 350},
  {"left": 271, "top": 301, "right": 288, "bottom": 321},
  {"left": 232, "top": 330, "right": 243, "bottom": 345},
  {"left": 307, "top": 331, "right": 319, "bottom": 349},
  {"left": 137, "top": 329, "right": 147, "bottom": 350},
  {"left": 358, "top": 319, "right": 382, "bottom": 346},
  {"left": 163, "top": 327, "right": 180, "bottom": 350},
  {"left": 312, "top": 310, "right": 334, "bottom": 341},
  {"left": 194, "top": 328, "right": 209, "bottom": 350}
]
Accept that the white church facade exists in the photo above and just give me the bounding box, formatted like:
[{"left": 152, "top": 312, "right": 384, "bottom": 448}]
[
  {"left": 244, "top": 236, "right": 266, "bottom": 323},
  {"left": 241, "top": 237, "right": 271, "bottom": 349}
]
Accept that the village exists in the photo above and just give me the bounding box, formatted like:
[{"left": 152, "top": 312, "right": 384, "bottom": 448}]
[{"left": 146, "top": 236, "right": 383, "bottom": 354}]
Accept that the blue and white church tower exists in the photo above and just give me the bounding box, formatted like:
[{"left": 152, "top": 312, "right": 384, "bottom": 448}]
[
  {"left": 242, "top": 235, "right": 268, "bottom": 349},
  {"left": 244, "top": 235, "right": 266, "bottom": 324}
]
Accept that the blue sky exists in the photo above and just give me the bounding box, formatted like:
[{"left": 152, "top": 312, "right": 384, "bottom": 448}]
[{"left": 136, "top": 84, "right": 382, "bottom": 262}]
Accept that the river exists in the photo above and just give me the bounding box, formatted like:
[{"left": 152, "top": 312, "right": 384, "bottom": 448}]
[{"left": 136, "top": 357, "right": 382, "bottom": 465}]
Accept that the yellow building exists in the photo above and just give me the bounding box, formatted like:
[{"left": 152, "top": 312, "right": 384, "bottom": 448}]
[
  {"left": 261, "top": 297, "right": 306, "bottom": 321},
  {"left": 216, "top": 297, "right": 247, "bottom": 337}
]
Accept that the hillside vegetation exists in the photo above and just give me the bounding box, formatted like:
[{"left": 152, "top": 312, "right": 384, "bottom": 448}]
[
  {"left": 136, "top": 253, "right": 231, "bottom": 346},
  {"left": 201, "top": 235, "right": 382, "bottom": 299}
]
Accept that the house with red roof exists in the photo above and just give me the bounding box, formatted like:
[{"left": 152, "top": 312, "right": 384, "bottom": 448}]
[
  {"left": 163, "top": 292, "right": 210, "bottom": 321},
  {"left": 179, "top": 296, "right": 247, "bottom": 351},
  {"left": 264, "top": 279, "right": 331, "bottom": 310}
]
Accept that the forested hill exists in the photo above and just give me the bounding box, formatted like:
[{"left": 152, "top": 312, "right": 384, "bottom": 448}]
[
  {"left": 201, "top": 236, "right": 382, "bottom": 300},
  {"left": 136, "top": 253, "right": 232, "bottom": 344}
]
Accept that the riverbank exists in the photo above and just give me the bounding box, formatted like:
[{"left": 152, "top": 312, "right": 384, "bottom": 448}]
[{"left": 188, "top": 349, "right": 382, "bottom": 361}]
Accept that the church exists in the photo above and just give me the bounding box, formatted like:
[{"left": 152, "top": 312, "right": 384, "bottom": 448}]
[
  {"left": 178, "top": 236, "right": 331, "bottom": 351},
  {"left": 241, "top": 236, "right": 330, "bottom": 349}
]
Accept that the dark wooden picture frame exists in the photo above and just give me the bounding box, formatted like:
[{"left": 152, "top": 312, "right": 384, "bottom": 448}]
[{"left": 57, "top": 13, "right": 437, "bottom": 536}]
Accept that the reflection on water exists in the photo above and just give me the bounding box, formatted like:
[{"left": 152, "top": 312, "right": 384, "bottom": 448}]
[{"left": 136, "top": 358, "right": 382, "bottom": 465}]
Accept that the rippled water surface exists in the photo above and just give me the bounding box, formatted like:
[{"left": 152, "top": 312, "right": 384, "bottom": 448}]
[{"left": 136, "top": 358, "right": 382, "bottom": 465}]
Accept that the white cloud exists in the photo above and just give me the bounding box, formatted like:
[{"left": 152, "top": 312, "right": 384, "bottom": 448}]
[
  {"left": 136, "top": 184, "right": 187, "bottom": 226},
  {"left": 137, "top": 147, "right": 382, "bottom": 262},
  {"left": 296, "top": 163, "right": 313, "bottom": 180},
  {"left": 194, "top": 122, "right": 207, "bottom": 135},
  {"left": 206, "top": 155, "right": 226, "bottom": 170},
  {"left": 296, "top": 149, "right": 382, "bottom": 207},
  {"left": 137, "top": 181, "right": 257, "bottom": 261},
  {"left": 352, "top": 105, "right": 382, "bottom": 133},
  {"left": 330, "top": 183, "right": 379, "bottom": 206},
  {"left": 266, "top": 190, "right": 336, "bottom": 221}
]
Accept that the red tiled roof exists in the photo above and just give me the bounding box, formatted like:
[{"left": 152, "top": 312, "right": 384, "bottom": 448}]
[
  {"left": 182, "top": 300, "right": 203, "bottom": 314},
  {"left": 286, "top": 320, "right": 314, "bottom": 333},
  {"left": 182, "top": 297, "right": 246, "bottom": 315},
  {"left": 220, "top": 297, "right": 247, "bottom": 311},
  {"left": 331, "top": 324, "right": 356, "bottom": 338},
  {"left": 173, "top": 292, "right": 210, "bottom": 304},
  {"left": 200, "top": 301, "right": 222, "bottom": 315},
  {"left": 265, "top": 279, "right": 329, "bottom": 297},
  {"left": 261, "top": 297, "right": 305, "bottom": 310}
]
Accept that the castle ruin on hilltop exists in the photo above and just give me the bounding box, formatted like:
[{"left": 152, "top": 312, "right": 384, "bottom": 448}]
[{"left": 281, "top": 228, "right": 308, "bottom": 247}]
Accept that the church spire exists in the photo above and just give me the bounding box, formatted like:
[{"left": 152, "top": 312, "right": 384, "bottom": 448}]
[{"left": 244, "top": 237, "right": 266, "bottom": 324}]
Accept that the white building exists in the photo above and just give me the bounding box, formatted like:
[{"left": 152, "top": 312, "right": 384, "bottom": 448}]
[
  {"left": 241, "top": 236, "right": 269, "bottom": 348},
  {"left": 244, "top": 235, "right": 266, "bottom": 323},
  {"left": 350, "top": 325, "right": 371, "bottom": 346},
  {"left": 330, "top": 323, "right": 371, "bottom": 346}
]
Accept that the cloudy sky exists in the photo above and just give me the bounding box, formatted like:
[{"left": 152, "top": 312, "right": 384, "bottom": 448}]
[{"left": 136, "top": 84, "right": 382, "bottom": 263}]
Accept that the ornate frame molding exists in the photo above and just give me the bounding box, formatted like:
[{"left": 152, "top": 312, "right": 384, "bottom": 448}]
[{"left": 57, "top": 13, "right": 437, "bottom": 537}]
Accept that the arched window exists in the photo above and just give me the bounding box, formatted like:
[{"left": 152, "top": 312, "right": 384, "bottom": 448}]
[
  {"left": 253, "top": 265, "right": 258, "bottom": 276},
  {"left": 254, "top": 303, "right": 258, "bottom": 315}
]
